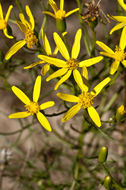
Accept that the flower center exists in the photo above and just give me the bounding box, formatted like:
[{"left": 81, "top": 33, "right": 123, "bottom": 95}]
[
  {"left": 115, "top": 46, "right": 126, "bottom": 62},
  {"left": 66, "top": 58, "right": 79, "bottom": 70},
  {"left": 55, "top": 10, "right": 66, "bottom": 20},
  {"left": 78, "top": 92, "right": 94, "bottom": 109},
  {"left": 25, "top": 29, "right": 38, "bottom": 48},
  {"left": 25, "top": 102, "right": 40, "bottom": 114},
  {"left": 0, "top": 19, "right": 7, "bottom": 30}
]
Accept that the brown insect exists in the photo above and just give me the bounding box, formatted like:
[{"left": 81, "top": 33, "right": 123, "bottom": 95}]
[{"left": 81, "top": 0, "right": 110, "bottom": 24}]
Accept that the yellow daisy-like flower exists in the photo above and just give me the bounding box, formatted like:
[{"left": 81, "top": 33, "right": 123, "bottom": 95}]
[
  {"left": 38, "top": 29, "right": 103, "bottom": 90},
  {"left": 8, "top": 76, "right": 55, "bottom": 132},
  {"left": 108, "top": 0, "right": 126, "bottom": 35},
  {"left": 24, "top": 27, "right": 67, "bottom": 76},
  {"left": 5, "top": 5, "right": 38, "bottom": 60},
  {"left": 43, "top": 0, "right": 79, "bottom": 21},
  {"left": 96, "top": 27, "right": 126, "bottom": 75},
  {"left": 57, "top": 77, "right": 111, "bottom": 127},
  {"left": 0, "top": 3, "right": 13, "bottom": 39}
]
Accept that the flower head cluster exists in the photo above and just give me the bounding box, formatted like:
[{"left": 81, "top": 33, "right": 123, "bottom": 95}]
[
  {"left": 57, "top": 77, "right": 111, "bottom": 127},
  {"left": 39, "top": 29, "right": 103, "bottom": 90},
  {"left": 5, "top": 5, "right": 38, "bottom": 60},
  {"left": 96, "top": 26, "right": 126, "bottom": 75},
  {"left": 9, "top": 76, "right": 54, "bottom": 132},
  {"left": 0, "top": 3, "right": 13, "bottom": 39}
]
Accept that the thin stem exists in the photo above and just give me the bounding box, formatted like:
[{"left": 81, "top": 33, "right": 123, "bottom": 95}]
[
  {"left": 101, "top": 163, "right": 125, "bottom": 190},
  {"left": 70, "top": 118, "right": 85, "bottom": 190}
]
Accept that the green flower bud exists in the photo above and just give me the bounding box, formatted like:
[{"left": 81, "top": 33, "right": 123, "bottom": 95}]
[
  {"left": 98, "top": 146, "right": 108, "bottom": 163},
  {"left": 56, "top": 18, "right": 66, "bottom": 33},
  {"left": 89, "top": 17, "right": 98, "bottom": 29},
  {"left": 104, "top": 176, "right": 112, "bottom": 190}
]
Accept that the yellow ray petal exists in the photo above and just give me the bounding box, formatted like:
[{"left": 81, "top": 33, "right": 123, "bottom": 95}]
[
  {"left": 33, "top": 76, "right": 41, "bottom": 102},
  {"left": 5, "top": 5, "right": 13, "bottom": 22},
  {"left": 117, "top": 0, "right": 126, "bottom": 11},
  {"left": 122, "top": 60, "right": 126, "bottom": 67},
  {"left": 79, "top": 56, "right": 103, "bottom": 67},
  {"left": 53, "top": 32, "right": 70, "bottom": 60},
  {"left": 57, "top": 93, "right": 79, "bottom": 102},
  {"left": 54, "top": 70, "right": 72, "bottom": 90},
  {"left": 11, "top": 86, "right": 31, "bottom": 105},
  {"left": 3, "top": 28, "right": 13, "bottom": 39},
  {"left": 46, "top": 68, "right": 68, "bottom": 81},
  {"left": 53, "top": 46, "right": 58, "bottom": 55},
  {"left": 119, "top": 26, "right": 126, "bottom": 50},
  {"left": 38, "top": 55, "right": 66, "bottom": 67},
  {"left": 42, "top": 27, "right": 52, "bottom": 55},
  {"left": 5, "top": 40, "right": 26, "bottom": 60},
  {"left": 62, "top": 104, "right": 81, "bottom": 122},
  {"left": 24, "top": 61, "right": 45, "bottom": 69},
  {"left": 40, "top": 101, "right": 55, "bottom": 110},
  {"left": 19, "top": 13, "right": 30, "bottom": 28},
  {"left": 0, "top": 3, "right": 3, "bottom": 19},
  {"left": 87, "top": 106, "right": 101, "bottom": 127},
  {"left": 60, "top": 0, "right": 64, "bottom": 10},
  {"left": 36, "top": 112, "right": 52, "bottom": 132},
  {"left": 82, "top": 66, "right": 88, "bottom": 80},
  {"left": 17, "top": 21, "right": 27, "bottom": 33},
  {"left": 41, "top": 64, "right": 50, "bottom": 76},
  {"left": 96, "top": 41, "right": 114, "bottom": 54},
  {"left": 110, "top": 60, "right": 120, "bottom": 75},
  {"left": 42, "top": 11, "right": 56, "bottom": 18},
  {"left": 8, "top": 111, "right": 31, "bottom": 119},
  {"left": 109, "top": 15, "right": 126, "bottom": 23},
  {"left": 49, "top": 0, "right": 58, "bottom": 13},
  {"left": 71, "top": 29, "right": 82, "bottom": 59},
  {"left": 91, "top": 77, "right": 111, "bottom": 96},
  {"left": 73, "top": 69, "right": 88, "bottom": 92},
  {"left": 65, "top": 8, "right": 79, "bottom": 17},
  {"left": 110, "top": 23, "right": 125, "bottom": 34},
  {"left": 100, "top": 52, "right": 116, "bottom": 59},
  {"left": 26, "top": 5, "right": 34, "bottom": 30}
]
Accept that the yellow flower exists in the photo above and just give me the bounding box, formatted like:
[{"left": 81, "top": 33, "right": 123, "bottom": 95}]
[
  {"left": 0, "top": 3, "right": 13, "bottom": 39},
  {"left": 96, "top": 27, "right": 126, "bottom": 75},
  {"left": 117, "top": 105, "right": 126, "bottom": 115},
  {"left": 108, "top": 0, "right": 126, "bottom": 35},
  {"left": 24, "top": 27, "right": 67, "bottom": 76},
  {"left": 43, "top": 0, "right": 79, "bottom": 21},
  {"left": 8, "top": 76, "right": 55, "bottom": 132},
  {"left": 57, "top": 77, "right": 111, "bottom": 127},
  {"left": 38, "top": 29, "right": 103, "bottom": 90},
  {"left": 5, "top": 5, "right": 38, "bottom": 60}
]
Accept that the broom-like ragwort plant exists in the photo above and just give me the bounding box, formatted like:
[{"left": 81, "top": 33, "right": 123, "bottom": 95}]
[{"left": 0, "top": 0, "right": 126, "bottom": 189}]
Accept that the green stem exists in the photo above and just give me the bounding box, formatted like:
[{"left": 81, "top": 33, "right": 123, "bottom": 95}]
[
  {"left": 70, "top": 118, "right": 85, "bottom": 190},
  {"left": 76, "top": 0, "right": 92, "bottom": 57},
  {"left": 52, "top": 128, "right": 75, "bottom": 146},
  {"left": 101, "top": 163, "right": 125, "bottom": 190}
]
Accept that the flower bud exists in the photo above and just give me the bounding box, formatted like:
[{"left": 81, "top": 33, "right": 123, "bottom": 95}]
[
  {"left": 56, "top": 19, "right": 66, "bottom": 33},
  {"left": 116, "top": 105, "right": 126, "bottom": 121},
  {"left": 98, "top": 146, "right": 108, "bottom": 163},
  {"left": 104, "top": 176, "right": 112, "bottom": 190}
]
